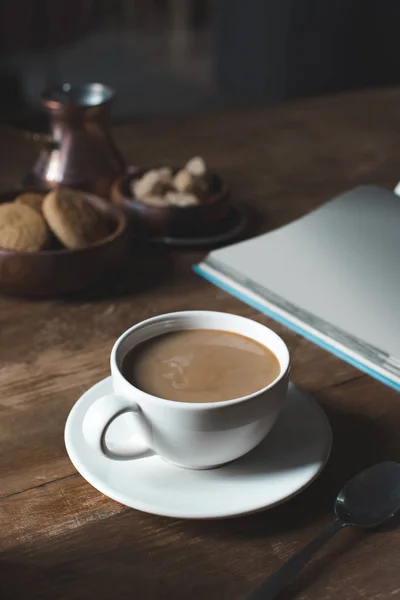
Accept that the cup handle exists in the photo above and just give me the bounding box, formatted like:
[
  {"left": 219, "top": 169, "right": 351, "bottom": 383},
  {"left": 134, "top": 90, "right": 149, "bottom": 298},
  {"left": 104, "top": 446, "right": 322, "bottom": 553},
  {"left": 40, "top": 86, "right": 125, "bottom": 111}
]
[{"left": 82, "top": 394, "right": 153, "bottom": 459}]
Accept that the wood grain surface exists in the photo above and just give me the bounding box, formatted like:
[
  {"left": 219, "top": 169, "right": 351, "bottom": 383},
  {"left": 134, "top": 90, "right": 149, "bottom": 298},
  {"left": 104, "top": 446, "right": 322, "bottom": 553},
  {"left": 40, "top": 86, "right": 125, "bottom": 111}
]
[{"left": 1, "top": 87, "right": 400, "bottom": 600}]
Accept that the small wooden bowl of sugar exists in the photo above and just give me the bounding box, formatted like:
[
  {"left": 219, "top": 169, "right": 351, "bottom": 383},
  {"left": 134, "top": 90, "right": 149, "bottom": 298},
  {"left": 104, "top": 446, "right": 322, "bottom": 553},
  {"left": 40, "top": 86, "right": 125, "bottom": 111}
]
[{"left": 111, "top": 157, "right": 230, "bottom": 238}]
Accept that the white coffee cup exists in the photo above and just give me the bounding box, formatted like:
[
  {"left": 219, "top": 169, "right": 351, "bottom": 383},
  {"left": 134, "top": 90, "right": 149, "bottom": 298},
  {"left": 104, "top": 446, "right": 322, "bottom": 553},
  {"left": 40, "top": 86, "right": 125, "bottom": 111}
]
[{"left": 82, "top": 311, "right": 290, "bottom": 469}]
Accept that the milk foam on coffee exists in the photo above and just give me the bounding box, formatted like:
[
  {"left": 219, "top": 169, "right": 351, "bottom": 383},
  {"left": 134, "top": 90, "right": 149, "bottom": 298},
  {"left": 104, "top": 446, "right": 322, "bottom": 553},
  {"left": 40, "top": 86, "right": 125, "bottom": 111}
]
[{"left": 122, "top": 329, "right": 280, "bottom": 403}]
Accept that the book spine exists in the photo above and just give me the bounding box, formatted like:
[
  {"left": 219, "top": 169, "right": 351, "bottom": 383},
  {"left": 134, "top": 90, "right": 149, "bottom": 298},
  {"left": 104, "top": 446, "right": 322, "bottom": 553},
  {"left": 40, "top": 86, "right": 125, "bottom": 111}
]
[{"left": 195, "top": 261, "right": 400, "bottom": 392}]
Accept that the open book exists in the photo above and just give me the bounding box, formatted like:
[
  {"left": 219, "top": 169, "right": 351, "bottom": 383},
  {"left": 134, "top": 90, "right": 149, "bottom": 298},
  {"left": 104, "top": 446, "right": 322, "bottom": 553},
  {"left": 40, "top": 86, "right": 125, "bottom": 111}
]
[{"left": 195, "top": 186, "right": 400, "bottom": 391}]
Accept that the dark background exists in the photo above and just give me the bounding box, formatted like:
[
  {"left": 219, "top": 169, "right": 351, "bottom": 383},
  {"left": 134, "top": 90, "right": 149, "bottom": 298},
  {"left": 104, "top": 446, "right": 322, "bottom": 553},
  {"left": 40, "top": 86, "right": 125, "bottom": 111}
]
[{"left": 0, "top": 0, "right": 399, "bottom": 127}]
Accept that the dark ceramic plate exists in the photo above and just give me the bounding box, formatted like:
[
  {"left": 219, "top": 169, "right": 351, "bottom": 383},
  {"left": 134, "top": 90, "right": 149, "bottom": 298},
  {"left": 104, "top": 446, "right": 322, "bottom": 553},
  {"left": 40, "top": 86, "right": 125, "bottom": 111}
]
[{"left": 135, "top": 204, "right": 248, "bottom": 248}]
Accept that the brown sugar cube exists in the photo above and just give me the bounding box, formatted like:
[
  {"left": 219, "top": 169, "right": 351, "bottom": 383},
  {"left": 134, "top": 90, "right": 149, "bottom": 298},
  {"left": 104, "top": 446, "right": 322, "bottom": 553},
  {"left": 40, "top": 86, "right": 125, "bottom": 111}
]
[
  {"left": 173, "top": 169, "right": 193, "bottom": 193},
  {"left": 131, "top": 170, "right": 163, "bottom": 199},
  {"left": 185, "top": 156, "right": 207, "bottom": 177},
  {"left": 165, "top": 191, "right": 199, "bottom": 207}
]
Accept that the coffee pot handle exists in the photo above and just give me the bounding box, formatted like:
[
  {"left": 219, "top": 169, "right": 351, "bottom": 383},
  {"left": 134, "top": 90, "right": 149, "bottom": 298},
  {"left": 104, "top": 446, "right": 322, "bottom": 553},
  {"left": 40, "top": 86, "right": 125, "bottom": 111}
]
[{"left": 82, "top": 394, "right": 153, "bottom": 459}]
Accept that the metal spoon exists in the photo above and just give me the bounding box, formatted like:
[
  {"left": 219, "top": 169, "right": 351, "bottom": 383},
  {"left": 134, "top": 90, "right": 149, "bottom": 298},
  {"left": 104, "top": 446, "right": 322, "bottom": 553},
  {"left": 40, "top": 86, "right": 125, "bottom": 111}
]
[{"left": 245, "top": 461, "right": 400, "bottom": 600}]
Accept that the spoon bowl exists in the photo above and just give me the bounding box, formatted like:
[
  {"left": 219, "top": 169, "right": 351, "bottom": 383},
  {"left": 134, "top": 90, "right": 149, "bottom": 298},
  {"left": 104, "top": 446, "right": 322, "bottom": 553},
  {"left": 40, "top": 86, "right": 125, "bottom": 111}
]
[{"left": 335, "top": 461, "right": 400, "bottom": 527}]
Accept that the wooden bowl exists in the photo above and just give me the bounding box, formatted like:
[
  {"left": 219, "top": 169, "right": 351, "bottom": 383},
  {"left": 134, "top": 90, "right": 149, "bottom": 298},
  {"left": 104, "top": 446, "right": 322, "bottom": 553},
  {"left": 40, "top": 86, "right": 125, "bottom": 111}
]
[
  {"left": 111, "top": 167, "right": 231, "bottom": 238},
  {"left": 0, "top": 190, "right": 130, "bottom": 297}
]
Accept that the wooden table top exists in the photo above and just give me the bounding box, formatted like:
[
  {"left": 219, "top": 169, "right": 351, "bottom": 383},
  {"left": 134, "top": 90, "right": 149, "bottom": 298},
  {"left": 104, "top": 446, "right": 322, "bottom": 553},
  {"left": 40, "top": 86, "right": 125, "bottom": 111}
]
[{"left": 1, "top": 87, "right": 399, "bottom": 600}]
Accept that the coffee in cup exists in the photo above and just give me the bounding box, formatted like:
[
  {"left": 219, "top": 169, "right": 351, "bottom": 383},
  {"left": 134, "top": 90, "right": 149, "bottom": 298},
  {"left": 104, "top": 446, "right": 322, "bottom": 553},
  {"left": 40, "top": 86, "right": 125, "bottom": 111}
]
[
  {"left": 82, "top": 311, "right": 290, "bottom": 469},
  {"left": 122, "top": 329, "right": 280, "bottom": 403}
]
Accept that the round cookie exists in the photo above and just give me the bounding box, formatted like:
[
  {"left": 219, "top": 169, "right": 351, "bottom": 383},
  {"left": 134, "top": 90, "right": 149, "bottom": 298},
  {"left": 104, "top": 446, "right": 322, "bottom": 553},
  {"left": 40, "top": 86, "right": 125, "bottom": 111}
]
[
  {"left": 14, "top": 192, "right": 45, "bottom": 214},
  {"left": 42, "top": 188, "right": 109, "bottom": 250},
  {"left": 0, "top": 202, "right": 49, "bottom": 252}
]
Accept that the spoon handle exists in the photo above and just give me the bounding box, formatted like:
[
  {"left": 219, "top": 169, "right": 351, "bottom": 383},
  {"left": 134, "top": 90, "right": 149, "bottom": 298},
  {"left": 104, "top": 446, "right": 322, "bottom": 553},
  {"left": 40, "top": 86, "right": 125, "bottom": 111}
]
[{"left": 245, "top": 518, "right": 346, "bottom": 600}]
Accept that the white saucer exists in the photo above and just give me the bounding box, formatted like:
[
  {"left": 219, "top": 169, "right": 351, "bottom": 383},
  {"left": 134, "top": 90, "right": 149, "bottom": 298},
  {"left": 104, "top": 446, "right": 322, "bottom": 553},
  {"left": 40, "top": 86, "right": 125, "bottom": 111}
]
[{"left": 65, "top": 378, "right": 332, "bottom": 519}]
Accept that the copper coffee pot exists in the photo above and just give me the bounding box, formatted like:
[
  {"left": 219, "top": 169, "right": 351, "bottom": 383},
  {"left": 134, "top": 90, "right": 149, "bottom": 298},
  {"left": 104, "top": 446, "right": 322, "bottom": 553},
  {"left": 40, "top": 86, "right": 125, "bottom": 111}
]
[{"left": 24, "top": 83, "right": 125, "bottom": 197}]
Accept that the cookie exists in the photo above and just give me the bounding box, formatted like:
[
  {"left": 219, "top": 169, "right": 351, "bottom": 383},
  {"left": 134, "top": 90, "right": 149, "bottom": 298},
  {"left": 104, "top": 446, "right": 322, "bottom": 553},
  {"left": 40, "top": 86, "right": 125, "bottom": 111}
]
[
  {"left": 42, "top": 188, "right": 109, "bottom": 250},
  {"left": 0, "top": 202, "right": 49, "bottom": 252},
  {"left": 14, "top": 192, "right": 45, "bottom": 214}
]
